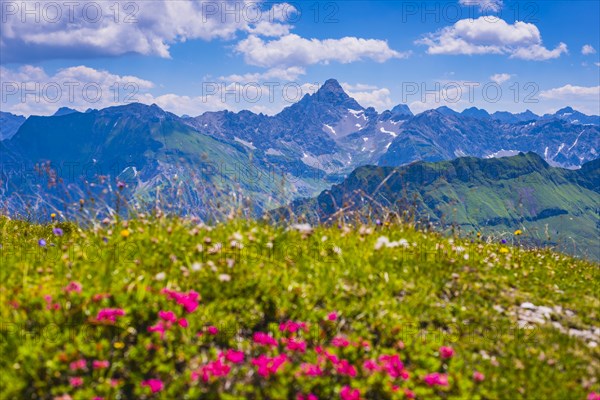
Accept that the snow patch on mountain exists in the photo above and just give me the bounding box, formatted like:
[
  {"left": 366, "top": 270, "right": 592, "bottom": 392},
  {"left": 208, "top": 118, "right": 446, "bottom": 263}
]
[
  {"left": 379, "top": 126, "right": 397, "bottom": 137},
  {"left": 486, "top": 149, "right": 521, "bottom": 158},
  {"left": 323, "top": 124, "right": 336, "bottom": 135},
  {"left": 234, "top": 137, "right": 256, "bottom": 150}
]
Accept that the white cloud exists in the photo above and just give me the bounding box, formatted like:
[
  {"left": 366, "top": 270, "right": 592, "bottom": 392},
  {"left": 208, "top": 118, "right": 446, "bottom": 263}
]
[
  {"left": 235, "top": 34, "right": 408, "bottom": 68},
  {"left": 1, "top": 65, "right": 153, "bottom": 115},
  {"left": 342, "top": 83, "right": 379, "bottom": 91},
  {"left": 417, "top": 17, "right": 568, "bottom": 61},
  {"left": 511, "top": 43, "right": 568, "bottom": 60},
  {"left": 539, "top": 85, "right": 600, "bottom": 115},
  {"left": 0, "top": 65, "right": 316, "bottom": 117},
  {"left": 219, "top": 67, "right": 306, "bottom": 82},
  {"left": 489, "top": 73, "right": 512, "bottom": 84},
  {"left": 582, "top": 45, "right": 597, "bottom": 55},
  {"left": 459, "top": 0, "right": 503, "bottom": 13},
  {"left": 539, "top": 85, "right": 600, "bottom": 100},
  {"left": 341, "top": 83, "right": 394, "bottom": 111},
  {"left": 0, "top": 1, "right": 298, "bottom": 62}
]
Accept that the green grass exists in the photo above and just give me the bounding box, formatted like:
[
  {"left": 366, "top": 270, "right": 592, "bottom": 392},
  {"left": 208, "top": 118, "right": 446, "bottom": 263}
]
[{"left": 0, "top": 215, "right": 598, "bottom": 399}]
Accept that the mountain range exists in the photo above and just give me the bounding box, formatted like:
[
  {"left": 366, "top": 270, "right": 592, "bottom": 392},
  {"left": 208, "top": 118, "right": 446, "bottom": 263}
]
[{"left": 1, "top": 79, "right": 598, "bottom": 221}]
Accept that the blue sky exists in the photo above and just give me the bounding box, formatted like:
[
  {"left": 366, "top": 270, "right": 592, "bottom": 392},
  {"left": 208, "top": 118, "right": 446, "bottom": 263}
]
[{"left": 1, "top": 0, "right": 599, "bottom": 116}]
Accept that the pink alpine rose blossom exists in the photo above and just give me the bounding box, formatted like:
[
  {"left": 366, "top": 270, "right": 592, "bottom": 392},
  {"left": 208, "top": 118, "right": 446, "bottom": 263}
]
[
  {"left": 439, "top": 346, "right": 454, "bottom": 359},
  {"left": 253, "top": 331, "right": 278, "bottom": 347},
  {"left": 92, "top": 360, "right": 110, "bottom": 369},
  {"left": 331, "top": 336, "right": 350, "bottom": 348},
  {"left": 252, "top": 354, "right": 287, "bottom": 377},
  {"left": 336, "top": 359, "right": 357, "bottom": 377},
  {"left": 207, "top": 325, "right": 219, "bottom": 335},
  {"left": 69, "top": 359, "right": 86, "bottom": 371},
  {"left": 141, "top": 379, "right": 164, "bottom": 393},
  {"left": 424, "top": 372, "right": 449, "bottom": 387},
  {"left": 96, "top": 308, "right": 125, "bottom": 323},
  {"left": 286, "top": 337, "right": 307, "bottom": 353},
  {"left": 300, "top": 363, "right": 323, "bottom": 377},
  {"left": 222, "top": 349, "right": 245, "bottom": 364},
  {"left": 69, "top": 377, "right": 83, "bottom": 387},
  {"left": 340, "top": 386, "right": 361, "bottom": 400},
  {"left": 64, "top": 281, "right": 82, "bottom": 293},
  {"left": 473, "top": 371, "right": 485, "bottom": 382},
  {"left": 297, "top": 394, "right": 319, "bottom": 400}
]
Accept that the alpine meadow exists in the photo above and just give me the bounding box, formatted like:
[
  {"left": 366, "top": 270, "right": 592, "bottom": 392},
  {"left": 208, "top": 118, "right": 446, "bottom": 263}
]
[{"left": 0, "top": 1, "right": 599, "bottom": 400}]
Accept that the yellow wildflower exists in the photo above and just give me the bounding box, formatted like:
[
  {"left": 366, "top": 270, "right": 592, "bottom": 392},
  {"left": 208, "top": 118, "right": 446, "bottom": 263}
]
[{"left": 120, "top": 229, "right": 130, "bottom": 238}]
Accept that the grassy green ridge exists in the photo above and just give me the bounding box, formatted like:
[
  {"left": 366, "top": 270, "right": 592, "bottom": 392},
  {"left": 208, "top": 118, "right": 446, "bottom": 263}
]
[
  {"left": 282, "top": 153, "right": 600, "bottom": 260},
  {"left": 1, "top": 215, "right": 598, "bottom": 399}
]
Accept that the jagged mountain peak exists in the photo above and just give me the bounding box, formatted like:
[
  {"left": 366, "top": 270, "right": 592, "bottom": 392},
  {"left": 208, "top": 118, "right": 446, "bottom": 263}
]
[
  {"left": 435, "top": 106, "right": 459, "bottom": 116},
  {"left": 98, "top": 102, "right": 174, "bottom": 119},
  {"left": 308, "top": 79, "right": 363, "bottom": 110},
  {"left": 53, "top": 107, "right": 79, "bottom": 116},
  {"left": 319, "top": 78, "right": 345, "bottom": 94},
  {"left": 555, "top": 106, "right": 575, "bottom": 114},
  {"left": 390, "top": 104, "right": 413, "bottom": 117},
  {"left": 461, "top": 107, "right": 491, "bottom": 119}
]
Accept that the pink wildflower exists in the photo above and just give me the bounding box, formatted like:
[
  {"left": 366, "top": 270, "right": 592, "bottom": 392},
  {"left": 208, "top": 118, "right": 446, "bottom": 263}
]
[
  {"left": 207, "top": 326, "right": 219, "bottom": 335},
  {"left": 44, "top": 295, "right": 60, "bottom": 310},
  {"left": 92, "top": 293, "right": 111, "bottom": 302},
  {"left": 252, "top": 354, "right": 287, "bottom": 378},
  {"left": 141, "top": 379, "right": 164, "bottom": 393},
  {"left": 92, "top": 360, "right": 110, "bottom": 369},
  {"left": 300, "top": 363, "right": 323, "bottom": 377},
  {"left": 404, "top": 389, "right": 416, "bottom": 399},
  {"left": 279, "top": 320, "right": 308, "bottom": 334},
  {"left": 424, "top": 372, "right": 449, "bottom": 387},
  {"left": 286, "top": 337, "right": 307, "bottom": 353},
  {"left": 69, "top": 377, "right": 83, "bottom": 387},
  {"left": 178, "top": 318, "right": 188, "bottom": 328},
  {"left": 297, "top": 394, "right": 319, "bottom": 400},
  {"left": 96, "top": 308, "right": 125, "bottom": 323},
  {"left": 588, "top": 393, "right": 600, "bottom": 400},
  {"left": 158, "top": 310, "right": 177, "bottom": 322},
  {"left": 439, "top": 346, "right": 454, "bottom": 359},
  {"left": 148, "top": 322, "right": 167, "bottom": 339},
  {"left": 331, "top": 336, "right": 350, "bottom": 348},
  {"left": 192, "top": 359, "right": 231, "bottom": 382},
  {"left": 253, "top": 331, "right": 278, "bottom": 347},
  {"left": 222, "top": 349, "right": 245, "bottom": 364},
  {"left": 321, "top": 350, "right": 340, "bottom": 365},
  {"left": 363, "top": 359, "right": 380, "bottom": 372},
  {"left": 69, "top": 359, "right": 86, "bottom": 371},
  {"left": 336, "top": 359, "right": 357, "bottom": 377},
  {"left": 340, "top": 386, "right": 361, "bottom": 400},
  {"left": 64, "top": 281, "right": 82, "bottom": 294},
  {"left": 473, "top": 371, "right": 485, "bottom": 382},
  {"left": 161, "top": 288, "right": 199, "bottom": 313},
  {"left": 327, "top": 311, "right": 338, "bottom": 321},
  {"left": 379, "top": 354, "right": 407, "bottom": 379}
]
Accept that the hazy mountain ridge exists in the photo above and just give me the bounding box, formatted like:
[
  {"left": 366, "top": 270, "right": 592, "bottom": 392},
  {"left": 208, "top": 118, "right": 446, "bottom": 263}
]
[{"left": 0, "top": 111, "right": 26, "bottom": 141}]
